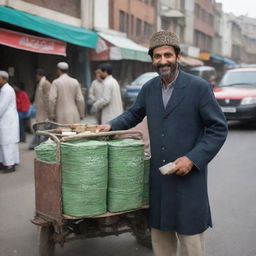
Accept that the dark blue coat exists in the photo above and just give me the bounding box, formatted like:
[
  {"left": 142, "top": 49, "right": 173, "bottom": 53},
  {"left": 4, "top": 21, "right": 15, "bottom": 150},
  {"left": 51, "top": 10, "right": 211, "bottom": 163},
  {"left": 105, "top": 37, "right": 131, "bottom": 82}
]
[{"left": 110, "top": 70, "right": 228, "bottom": 235}]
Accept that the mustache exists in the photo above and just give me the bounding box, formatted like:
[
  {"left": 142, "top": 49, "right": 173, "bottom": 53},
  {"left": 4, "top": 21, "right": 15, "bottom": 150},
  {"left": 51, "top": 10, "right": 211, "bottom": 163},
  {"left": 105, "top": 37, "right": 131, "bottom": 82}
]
[{"left": 156, "top": 63, "right": 173, "bottom": 69}]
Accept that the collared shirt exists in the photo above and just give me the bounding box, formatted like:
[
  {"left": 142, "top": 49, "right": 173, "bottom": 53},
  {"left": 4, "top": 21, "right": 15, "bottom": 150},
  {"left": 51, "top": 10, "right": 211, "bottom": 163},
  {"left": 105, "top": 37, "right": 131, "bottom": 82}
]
[{"left": 162, "top": 70, "right": 179, "bottom": 108}]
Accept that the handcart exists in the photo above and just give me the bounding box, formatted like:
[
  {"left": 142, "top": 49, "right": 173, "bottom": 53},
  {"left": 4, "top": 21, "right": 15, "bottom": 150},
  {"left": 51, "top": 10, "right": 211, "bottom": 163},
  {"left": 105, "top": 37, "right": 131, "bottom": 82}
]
[{"left": 31, "top": 122, "right": 151, "bottom": 256}]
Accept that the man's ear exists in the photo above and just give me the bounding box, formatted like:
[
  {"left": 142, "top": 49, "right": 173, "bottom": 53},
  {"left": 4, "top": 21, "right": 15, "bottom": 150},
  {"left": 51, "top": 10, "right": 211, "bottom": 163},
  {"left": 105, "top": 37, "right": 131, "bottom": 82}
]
[{"left": 177, "top": 52, "right": 182, "bottom": 61}]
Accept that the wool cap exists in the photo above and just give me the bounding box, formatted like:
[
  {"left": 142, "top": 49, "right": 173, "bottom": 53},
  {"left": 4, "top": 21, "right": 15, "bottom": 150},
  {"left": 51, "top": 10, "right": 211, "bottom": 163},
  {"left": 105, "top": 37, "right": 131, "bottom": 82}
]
[
  {"left": 148, "top": 30, "right": 180, "bottom": 55},
  {"left": 57, "top": 62, "right": 69, "bottom": 70},
  {"left": 0, "top": 70, "right": 9, "bottom": 79}
]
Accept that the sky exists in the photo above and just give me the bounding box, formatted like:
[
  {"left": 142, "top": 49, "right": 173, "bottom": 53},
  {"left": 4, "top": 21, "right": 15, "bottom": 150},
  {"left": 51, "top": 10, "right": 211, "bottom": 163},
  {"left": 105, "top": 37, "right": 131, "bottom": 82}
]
[{"left": 216, "top": 0, "right": 256, "bottom": 18}]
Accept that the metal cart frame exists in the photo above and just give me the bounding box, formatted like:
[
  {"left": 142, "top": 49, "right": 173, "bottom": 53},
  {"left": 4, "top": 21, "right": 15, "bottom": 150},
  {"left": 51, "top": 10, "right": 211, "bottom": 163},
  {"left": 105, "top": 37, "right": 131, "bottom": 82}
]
[{"left": 31, "top": 122, "right": 151, "bottom": 256}]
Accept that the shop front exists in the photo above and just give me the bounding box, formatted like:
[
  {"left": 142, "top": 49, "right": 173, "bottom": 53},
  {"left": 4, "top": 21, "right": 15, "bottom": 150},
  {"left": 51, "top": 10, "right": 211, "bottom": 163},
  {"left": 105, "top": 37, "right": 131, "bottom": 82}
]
[
  {"left": 0, "top": 6, "right": 98, "bottom": 98},
  {"left": 90, "top": 31, "right": 153, "bottom": 88}
]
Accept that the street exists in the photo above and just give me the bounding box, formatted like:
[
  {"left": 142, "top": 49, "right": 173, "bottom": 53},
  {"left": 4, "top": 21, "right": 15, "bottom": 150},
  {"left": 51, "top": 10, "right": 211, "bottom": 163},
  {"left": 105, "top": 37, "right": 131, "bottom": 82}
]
[{"left": 0, "top": 121, "right": 256, "bottom": 256}]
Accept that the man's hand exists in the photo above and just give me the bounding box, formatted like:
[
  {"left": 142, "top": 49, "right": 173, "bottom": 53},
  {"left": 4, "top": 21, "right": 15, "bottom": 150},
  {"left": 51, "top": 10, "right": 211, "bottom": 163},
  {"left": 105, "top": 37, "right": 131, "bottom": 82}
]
[
  {"left": 96, "top": 124, "right": 112, "bottom": 133},
  {"left": 170, "top": 156, "right": 194, "bottom": 176}
]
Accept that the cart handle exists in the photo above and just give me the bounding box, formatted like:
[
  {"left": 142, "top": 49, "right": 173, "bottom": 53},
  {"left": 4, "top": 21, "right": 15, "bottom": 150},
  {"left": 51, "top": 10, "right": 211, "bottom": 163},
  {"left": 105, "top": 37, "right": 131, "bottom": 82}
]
[
  {"left": 36, "top": 130, "right": 61, "bottom": 143},
  {"left": 60, "top": 130, "right": 143, "bottom": 142},
  {"left": 36, "top": 130, "right": 61, "bottom": 162},
  {"left": 32, "top": 121, "right": 70, "bottom": 132}
]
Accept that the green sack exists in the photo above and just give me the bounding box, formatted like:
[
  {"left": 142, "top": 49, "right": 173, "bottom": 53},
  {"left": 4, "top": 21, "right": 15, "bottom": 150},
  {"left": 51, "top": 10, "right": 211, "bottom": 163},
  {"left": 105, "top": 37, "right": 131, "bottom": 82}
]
[
  {"left": 61, "top": 140, "right": 108, "bottom": 216},
  {"left": 107, "top": 139, "right": 144, "bottom": 212},
  {"left": 35, "top": 142, "right": 57, "bottom": 163}
]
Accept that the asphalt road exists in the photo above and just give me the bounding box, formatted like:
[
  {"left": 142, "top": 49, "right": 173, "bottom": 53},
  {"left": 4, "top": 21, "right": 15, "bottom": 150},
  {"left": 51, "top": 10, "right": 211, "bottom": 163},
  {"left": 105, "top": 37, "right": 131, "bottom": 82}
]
[{"left": 0, "top": 120, "right": 256, "bottom": 256}]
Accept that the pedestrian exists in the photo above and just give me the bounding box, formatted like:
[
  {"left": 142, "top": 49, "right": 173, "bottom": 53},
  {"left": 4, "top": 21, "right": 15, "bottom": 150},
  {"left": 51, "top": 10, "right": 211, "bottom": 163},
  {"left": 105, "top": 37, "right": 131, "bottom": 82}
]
[
  {"left": 91, "top": 63, "right": 123, "bottom": 124},
  {"left": 97, "top": 30, "right": 228, "bottom": 256},
  {"left": 0, "top": 71, "right": 19, "bottom": 173},
  {"left": 34, "top": 68, "right": 51, "bottom": 122},
  {"left": 12, "top": 82, "right": 31, "bottom": 142},
  {"left": 28, "top": 69, "right": 51, "bottom": 150},
  {"left": 88, "top": 68, "right": 104, "bottom": 124},
  {"left": 49, "top": 62, "right": 85, "bottom": 124}
]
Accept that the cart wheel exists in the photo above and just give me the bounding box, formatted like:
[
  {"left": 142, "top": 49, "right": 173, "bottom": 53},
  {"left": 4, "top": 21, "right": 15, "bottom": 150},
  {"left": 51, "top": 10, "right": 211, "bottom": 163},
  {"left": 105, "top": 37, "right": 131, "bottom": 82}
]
[{"left": 38, "top": 225, "right": 55, "bottom": 256}]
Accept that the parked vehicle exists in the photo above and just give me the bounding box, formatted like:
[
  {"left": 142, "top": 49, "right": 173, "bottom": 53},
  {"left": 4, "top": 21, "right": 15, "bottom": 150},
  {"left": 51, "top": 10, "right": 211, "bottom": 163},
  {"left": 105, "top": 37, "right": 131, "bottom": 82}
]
[
  {"left": 122, "top": 72, "right": 158, "bottom": 109},
  {"left": 188, "top": 66, "right": 217, "bottom": 87},
  {"left": 214, "top": 68, "right": 256, "bottom": 121}
]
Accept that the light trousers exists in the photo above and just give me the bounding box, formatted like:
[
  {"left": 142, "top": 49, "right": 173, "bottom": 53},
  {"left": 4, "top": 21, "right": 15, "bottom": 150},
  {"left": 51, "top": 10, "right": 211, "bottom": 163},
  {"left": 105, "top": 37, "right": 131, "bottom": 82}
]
[
  {"left": 0, "top": 143, "right": 20, "bottom": 166},
  {"left": 151, "top": 228, "right": 205, "bottom": 256}
]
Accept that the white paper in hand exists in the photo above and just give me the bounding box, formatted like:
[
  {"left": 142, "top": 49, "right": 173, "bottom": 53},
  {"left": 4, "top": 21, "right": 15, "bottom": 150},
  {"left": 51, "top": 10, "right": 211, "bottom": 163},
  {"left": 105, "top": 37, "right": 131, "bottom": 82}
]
[{"left": 159, "top": 162, "right": 176, "bottom": 175}]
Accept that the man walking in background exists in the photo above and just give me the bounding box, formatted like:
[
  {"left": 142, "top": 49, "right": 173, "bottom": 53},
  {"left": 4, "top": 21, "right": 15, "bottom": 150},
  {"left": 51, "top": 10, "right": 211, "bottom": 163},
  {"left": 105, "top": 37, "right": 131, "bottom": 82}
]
[
  {"left": 0, "top": 71, "right": 19, "bottom": 173},
  {"left": 91, "top": 63, "right": 123, "bottom": 124},
  {"left": 88, "top": 68, "right": 104, "bottom": 124},
  {"left": 29, "top": 69, "right": 51, "bottom": 149},
  {"left": 34, "top": 69, "right": 51, "bottom": 123},
  {"left": 49, "top": 62, "right": 85, "bottom": 124},
  {"left": 97, "top": 30, "right": 228, "bottom": 256}
]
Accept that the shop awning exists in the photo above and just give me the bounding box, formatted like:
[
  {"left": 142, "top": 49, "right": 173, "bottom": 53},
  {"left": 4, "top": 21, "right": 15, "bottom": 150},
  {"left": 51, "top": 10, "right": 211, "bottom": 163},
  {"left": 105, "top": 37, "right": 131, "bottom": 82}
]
[
  {"left": 0, "top": 6, "right": 98, "bottom": 49},
  {"left": 179, "top": 56, "right": 203, "bottom": 66},
  {"left": 0, "top": 28, "right": 66, "bottom": 55},
  {"left": 94, "top": 32, "right": 151, "bottom": 62},
  {"left": 211, "top": 55, "right": 237, "bottom": 67}
]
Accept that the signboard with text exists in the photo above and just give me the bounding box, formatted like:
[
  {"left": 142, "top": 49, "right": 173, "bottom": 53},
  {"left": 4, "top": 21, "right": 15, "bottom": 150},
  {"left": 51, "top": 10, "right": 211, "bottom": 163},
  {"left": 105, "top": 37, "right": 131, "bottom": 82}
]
[{"left": 0, "top": 28, "right": 66, "bottom": 56}]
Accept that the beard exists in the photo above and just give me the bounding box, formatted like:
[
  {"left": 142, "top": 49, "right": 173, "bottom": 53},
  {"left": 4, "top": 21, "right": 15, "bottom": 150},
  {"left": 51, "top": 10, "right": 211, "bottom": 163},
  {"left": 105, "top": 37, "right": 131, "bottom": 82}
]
[{"left": 153, "top": 62, "right": 178, "bottom": 80}]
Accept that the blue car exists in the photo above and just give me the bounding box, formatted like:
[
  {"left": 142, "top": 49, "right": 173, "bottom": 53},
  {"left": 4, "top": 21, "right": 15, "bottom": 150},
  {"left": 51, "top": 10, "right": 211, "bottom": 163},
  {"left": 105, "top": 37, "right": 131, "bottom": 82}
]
[{"left": 123, "top": 72, "right": 158, "bottom": 109}]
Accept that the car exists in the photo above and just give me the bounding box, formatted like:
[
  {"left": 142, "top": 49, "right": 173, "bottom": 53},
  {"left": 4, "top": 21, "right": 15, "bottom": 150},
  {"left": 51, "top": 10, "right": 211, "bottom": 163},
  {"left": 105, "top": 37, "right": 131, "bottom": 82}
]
[
  {"left": 188, "top": 66, "right": 217, "bottom": 87},
  {"left": 214, "top": 68, "right": 256, "bottom": 121},
  {"left": 122, "top": 72, "right": 158, "bottom": 109}
]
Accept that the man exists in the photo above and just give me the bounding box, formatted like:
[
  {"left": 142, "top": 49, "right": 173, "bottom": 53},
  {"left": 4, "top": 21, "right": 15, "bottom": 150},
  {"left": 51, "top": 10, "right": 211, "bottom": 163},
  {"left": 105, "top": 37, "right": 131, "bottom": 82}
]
[
  {"left": 0, "top": 71, "right": 19, "bottom": 173},
  {"left": 49, "top": 62, "right": 85, "bottom": 124},
  {"left": 97, "top": 30, "right": 228, "bottom": 256},
  {"left": 28, "top": 69, "right": 51, "bottom": 149},
  {"left": 91, "top": 63, "right": 123, "bottom": 124},
  {"left": 88, "top": 68, "right": 104, "bottom": 124},
  {"left": 34, "top": 69, "right": 51, "bottom": 122}
]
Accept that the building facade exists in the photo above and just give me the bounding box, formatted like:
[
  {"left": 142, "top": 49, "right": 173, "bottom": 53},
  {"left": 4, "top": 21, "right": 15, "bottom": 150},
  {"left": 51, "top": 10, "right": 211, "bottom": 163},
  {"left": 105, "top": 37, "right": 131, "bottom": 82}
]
[
  {"left": 91, "top": 0, "right": 157, "bottom": 86},
  {"left": 109, "top": 0, "right": 156, "bottom": 46},
  {"left": 194, "top": 0, "right": 215, "bottom": 53},
  {"left": 237, "top": 15, "right": 256, "bottom": 64},
  {"left": 0, "top": 0, "right": 98, "bottom": 97}
]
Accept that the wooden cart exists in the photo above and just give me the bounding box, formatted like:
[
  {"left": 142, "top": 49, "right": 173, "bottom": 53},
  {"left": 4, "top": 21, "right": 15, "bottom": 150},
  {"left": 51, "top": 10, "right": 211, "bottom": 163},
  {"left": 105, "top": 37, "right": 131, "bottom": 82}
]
[{"left": 31, "top": 122, "right": 151, "bottom": 256}]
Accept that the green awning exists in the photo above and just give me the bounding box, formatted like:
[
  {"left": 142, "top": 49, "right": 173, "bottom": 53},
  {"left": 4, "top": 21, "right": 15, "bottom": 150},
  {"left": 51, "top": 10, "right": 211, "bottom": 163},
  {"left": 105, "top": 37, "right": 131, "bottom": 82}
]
[
  {"left": 99, "top": 32, "right": 151, "bottom": 62},
  {"left": 0, "top": 6, "right": 98, "bottom": 49}
]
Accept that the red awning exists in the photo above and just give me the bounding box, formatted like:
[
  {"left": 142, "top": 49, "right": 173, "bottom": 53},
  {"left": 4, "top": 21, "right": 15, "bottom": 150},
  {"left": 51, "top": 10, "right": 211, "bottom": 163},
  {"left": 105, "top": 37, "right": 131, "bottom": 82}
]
[{"left": 0, "top": 28, "right": 66, "bottom": 56}]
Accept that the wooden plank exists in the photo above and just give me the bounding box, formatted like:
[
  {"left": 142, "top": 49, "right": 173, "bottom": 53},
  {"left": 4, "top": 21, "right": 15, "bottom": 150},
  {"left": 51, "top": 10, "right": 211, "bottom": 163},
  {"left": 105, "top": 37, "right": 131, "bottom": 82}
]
[{"left": 63, "top": 205, "right": 149, "bottom": 219}]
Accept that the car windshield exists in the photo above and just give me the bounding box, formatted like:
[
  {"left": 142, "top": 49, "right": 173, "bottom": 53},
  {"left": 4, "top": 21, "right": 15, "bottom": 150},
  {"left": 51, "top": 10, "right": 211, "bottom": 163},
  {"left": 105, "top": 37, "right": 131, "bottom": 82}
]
[
  {"left": 219, "top": 71, "right": 256, "bottom": 87},
  {"left": 130, "top": 73, "right": 158, "bottom": 86}
]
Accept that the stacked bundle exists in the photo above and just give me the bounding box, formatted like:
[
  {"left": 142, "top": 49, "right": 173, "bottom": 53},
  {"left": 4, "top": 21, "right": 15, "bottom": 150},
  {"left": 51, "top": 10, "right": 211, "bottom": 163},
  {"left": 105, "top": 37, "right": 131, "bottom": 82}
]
[
  {"left": 107, "top": 139, "right": 144, "bottom": 212},
  {"left": 61, "top": 140, "right": 108, "bottom": 216},
  {"left": 142, "top": 153, "right": 150, "bottom": 205},
  {"left": 35, "top": 142, "right": 56, "bottom": 163}
]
